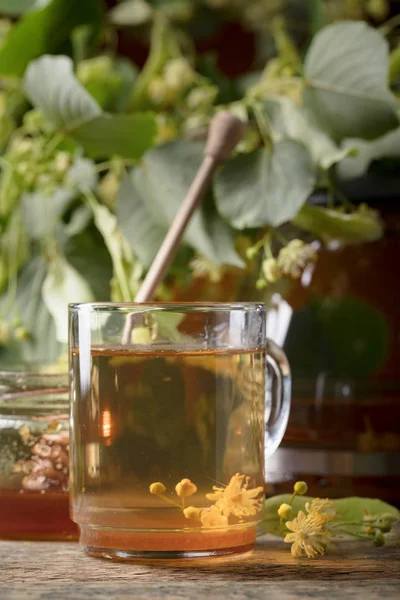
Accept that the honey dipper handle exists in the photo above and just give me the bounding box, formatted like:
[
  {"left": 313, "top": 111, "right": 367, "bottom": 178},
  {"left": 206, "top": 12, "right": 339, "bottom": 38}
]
[{"left": 126, "top": 114, "right": 246, "bottom": 322}]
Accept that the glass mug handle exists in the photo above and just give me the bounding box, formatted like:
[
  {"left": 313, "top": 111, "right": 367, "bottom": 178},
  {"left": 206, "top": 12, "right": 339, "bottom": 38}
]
[{"left": 264, "top": 338, "right": 291, "bottom": 460}]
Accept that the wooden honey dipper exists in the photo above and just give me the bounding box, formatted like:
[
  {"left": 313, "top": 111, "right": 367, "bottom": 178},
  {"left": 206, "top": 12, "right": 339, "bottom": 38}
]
[{"left": 122, "top": 111, "right": 246, "bottom": 343}]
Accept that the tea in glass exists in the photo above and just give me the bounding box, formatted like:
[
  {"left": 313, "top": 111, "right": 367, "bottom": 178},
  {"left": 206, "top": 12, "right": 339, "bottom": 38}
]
[{"left": 69, "top": 303, "right": 290, "bottom": 559}]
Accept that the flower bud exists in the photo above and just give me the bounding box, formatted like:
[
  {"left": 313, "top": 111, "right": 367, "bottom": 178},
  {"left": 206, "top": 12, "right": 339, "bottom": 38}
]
[
  {"left": 164, "top": 58, "right": 194, "bottom": 90},
  {"left": 14, "top": 326, "right": 30, "bottom": 341},
  {"left": 256, "top": 278, "right": 267, "bottom": 290},
  {"left": 131, "top": 327, "right": 152, "bottom": 345},
  {"left": 293, "top": 481, "right": 308, "bottom": 496},
  {"left": 186, "top": 86, "right": 217, "bottom": 111},
  {"left": 149, "top": 482, "right": 166, "bottom": 495},
  {"left": 148, "top": 77, "right": 171, "bottom": 106},
  {"left": 183, "top": 506, "right": 202, "bottom": 520},
  {"left": 277, "top": 503, "right": 292, "bottom": 519},
  {"left": 175, "top": 478, "right": 197, "bottom": 498},
  {"left": 373, "top": 531, "right": 385, "bottom": 547}
]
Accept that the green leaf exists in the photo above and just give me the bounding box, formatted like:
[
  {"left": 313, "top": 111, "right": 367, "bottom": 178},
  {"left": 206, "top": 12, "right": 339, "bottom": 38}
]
[
  {"left": 87, "top": 196, "right": 141, "bottom": 302},
  {"left": 21, "top": 157, "right": 97, "bottom": 240},
  {"left": 304, "top": 21, "right": 399, "bottom": 142},
  {"left": 264, "top": 97, "right": 349, "bottom": 169},
  {"left": 109, "top": 0, "right": 153, "bottom": 26},
  {"left": 205, "top": 216, "right": 244, "bottom": 269},
  {"left": 42, "top": 254, "right": 94, "bottom": 343},
  {"left": 308, "top": 0, "right": 326, "bottom": 34},
  {"left": 117, "top": 140, "right": 244, "bottom": 267},
  {"left": 0, "top": 0, "right": 103, "bottom": 77},
  {"left": 318, "top": 297, "right": 390, "bottom": 378},
  {"left": 337, "top": 127, "right": 400, "bottom": 180},
  {"left": 116, "top": 172, "right": 166, "bottom": 267},
  {"left": 24, "top": 54, "right": 101, "bottom": 127},
  {"left": 21, "top": 190, "right": 73, "bottom": 240},
  {"left": 112, "top": 58, "right": 138, "bottom": 113},
  {"left": 0, "top": 0, "right": 40, "bottom": 15},
  {"left": 72, "top": 113, "right": 156, "bottom": 160},
  {"left": 24, "top": 55, "right": 156, "bottom": 160},
  {"left": 292, "top": 203, "right": 384, "bottom": 244},
  {"left": 64, "top": 226, "right": 113, "bottom": 300},
  {"left": 262, "top": 494, "right": 399, "bottom": 536},
  {"left": 214, "top": 142, "right": 315, "bottom": 229},
  {"left": 0, "top": 257, "right": 61, "bottom": 362}
]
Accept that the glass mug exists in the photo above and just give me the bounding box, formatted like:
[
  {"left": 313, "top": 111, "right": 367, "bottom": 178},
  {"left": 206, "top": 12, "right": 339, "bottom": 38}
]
[{"left": 69, "top": 303, "right": 291, "bottom": 559}]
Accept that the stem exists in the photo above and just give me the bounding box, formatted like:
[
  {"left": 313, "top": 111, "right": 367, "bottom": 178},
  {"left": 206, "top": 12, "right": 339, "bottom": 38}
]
[
  {"left": 264, "top": 233, "right": 273, "bottom": 259},
  {"left": 252, "top": 102, "right": 273, "bottom": 150},
  {"left": 379, "top": 13, "right": 400, "bottom": 35},
  {"left": 331, "top": 521, "right": 373, "bottom": 529},
  {"left": 156, "top": 493, "right": 182, "bottom": 509},
  {"left": 389, "top": 46, "right": 400, "bottom": 84},
  {"left": 272, "top": 229, "right": 290, "bottom": 246},
  {"left": 128, "top": 16, "right": 181, "bottom": 111},
  {"left": 84, "top": 190, "right": 134, "bottom": 302},
  {"left": 332, "top": 529, "right": 372, "bottom": 540},
  {"left": 43, "top": 133, "right": 64, "bottom": 158},
  {"left": 93, "top": 159, "right": 134, "bottom": 173}
]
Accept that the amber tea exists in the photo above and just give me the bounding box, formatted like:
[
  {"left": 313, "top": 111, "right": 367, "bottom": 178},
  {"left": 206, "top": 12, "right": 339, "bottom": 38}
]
[
  {"left": 71, "top": 347, "right": 266, "bottom": 557},
  {"left": 69, "top": 302, "right": 291, "bottom": 560}
]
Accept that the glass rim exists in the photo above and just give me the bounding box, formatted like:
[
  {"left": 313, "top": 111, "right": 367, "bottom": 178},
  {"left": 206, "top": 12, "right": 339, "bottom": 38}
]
[{"left": 69, "top": 301, "right": 266, "bottom": 312}]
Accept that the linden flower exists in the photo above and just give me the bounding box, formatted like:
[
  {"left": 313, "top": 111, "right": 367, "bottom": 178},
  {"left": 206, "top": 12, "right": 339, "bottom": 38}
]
[
  {"left": 262, "top": 257, "right": 282, "bottom": 284},
  {"left": 190, "top": 256, "right": 222, "bottom": 283},
  {"left": 305, "top": 498, "right": 337, "bottom": 522},
  {"left": 277, "top": 239, "right": 317, "bottom": 279},
  {"left": 200, "top": 505, "right": 229, "bottom": 529},
  {"left": 175, "top": 478, "right": 197, "bottom": 498},
  {"left": 284, "top": 510, "right": 332, "bottom": 559},
  {"left": 206, "top": 473, "right": 264, "bottom": 518}
]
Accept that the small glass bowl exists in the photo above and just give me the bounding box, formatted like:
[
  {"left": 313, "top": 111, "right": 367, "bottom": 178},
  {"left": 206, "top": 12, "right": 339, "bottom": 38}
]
[{"left": 0, "top": 364, "right": 77, "bottom": 540}]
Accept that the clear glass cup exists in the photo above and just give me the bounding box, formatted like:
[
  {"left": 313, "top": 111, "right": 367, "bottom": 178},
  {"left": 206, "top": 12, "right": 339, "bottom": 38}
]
[
  {"left": 69, "top": 302, "right": 291, "bottom": 559},
  {"left": 0, "top": 365, "right": 78, "bottom": 540}
]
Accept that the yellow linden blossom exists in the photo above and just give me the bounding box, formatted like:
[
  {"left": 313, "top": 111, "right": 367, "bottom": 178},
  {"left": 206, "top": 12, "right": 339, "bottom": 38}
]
[
  {"left": 284, "top": 500, "right": 336, "bottom": 559},
  {"left": 200, "top": 505, "right": 229, "bottom": 529},
  {"left": 277, "top": 239, "right": 317, "bottom": 279},
  {"left": 206, "top": 473, "right": 264, "bottom": 518},
  {"left": 305, "top": 498, "right": 337, "bottom": 522},
  {"left": 284, "top": 511, "right": 332, "bottom": 559}
]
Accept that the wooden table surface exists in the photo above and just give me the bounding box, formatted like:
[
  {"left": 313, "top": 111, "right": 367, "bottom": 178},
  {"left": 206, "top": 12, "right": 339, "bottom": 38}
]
[{"left": 1, "top": 536, "right": 399, "bottom": 599}]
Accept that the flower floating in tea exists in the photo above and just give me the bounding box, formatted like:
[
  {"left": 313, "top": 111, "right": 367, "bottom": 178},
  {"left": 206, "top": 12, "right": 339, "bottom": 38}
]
[
  {"left": 149, "top": 473, "right": 263, "bottom": 529},
  {"left": 206, "top": 473, "right": 264, "bottom": 518},
  {"left": 175, "top": 478, "right": 197, "bottom": 501},
  {"left": 200, "top": 505, "right": 229, "bottom": 529}
]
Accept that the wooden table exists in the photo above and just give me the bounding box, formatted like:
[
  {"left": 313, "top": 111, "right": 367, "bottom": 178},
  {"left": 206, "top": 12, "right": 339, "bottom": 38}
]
[{"left": 1, "top": 536, "right": 399, "bottom": 599}]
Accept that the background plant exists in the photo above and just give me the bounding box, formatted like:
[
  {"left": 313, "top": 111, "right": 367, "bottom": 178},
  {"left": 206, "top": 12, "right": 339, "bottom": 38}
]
[{"left": 0, "top": 0, "right": 399, "bottom": 363}]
